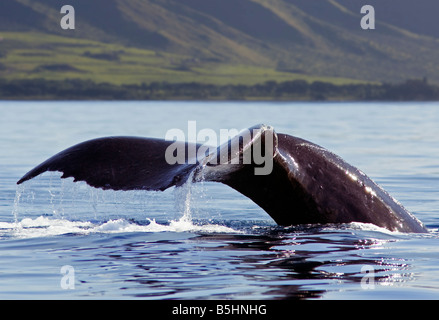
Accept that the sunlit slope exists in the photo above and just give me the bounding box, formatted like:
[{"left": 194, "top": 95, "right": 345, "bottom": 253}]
[{"left": 0, "top": 32, "right": 364, "bottom": 85}]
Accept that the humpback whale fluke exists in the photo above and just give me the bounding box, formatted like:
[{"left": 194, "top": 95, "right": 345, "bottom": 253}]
[{"left": 17, "top": 124, "right": 427, "bottom": 233}]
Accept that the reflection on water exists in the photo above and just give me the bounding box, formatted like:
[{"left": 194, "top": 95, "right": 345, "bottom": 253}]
[{"left": 72, "top": 227, "right": 414, "bottom": 300}]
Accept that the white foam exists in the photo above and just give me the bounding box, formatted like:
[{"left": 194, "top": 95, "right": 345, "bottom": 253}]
[
  {"left": 331, "top": 221, "right": 401, "bottom": 235},
  {"left": 0, "top": 216, "right": 92, "bottom": 238},
  {"left": 93, "top": 216, "right": 238, "bottom": 234},
  {"left": 0, "top": 215, "right": 239, "bottom": 239}
]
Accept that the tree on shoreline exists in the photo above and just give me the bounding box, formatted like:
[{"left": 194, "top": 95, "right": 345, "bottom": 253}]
[{"left": 0, "top": 78, "right": 437, "bottom": 101}]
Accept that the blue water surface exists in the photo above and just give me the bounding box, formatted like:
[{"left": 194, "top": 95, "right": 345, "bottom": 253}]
[{"left": 1, "top": 101, "right": 439, "bottom": 299}]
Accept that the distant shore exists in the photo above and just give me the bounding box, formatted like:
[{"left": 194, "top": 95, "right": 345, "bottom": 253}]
[{"left": 1, "top": 78, "right": 438, "bottom": 101}]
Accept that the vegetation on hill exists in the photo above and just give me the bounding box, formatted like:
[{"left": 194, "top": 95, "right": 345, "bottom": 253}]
[{"left": 0, "top": 31, "right": 365, "bottom": 86}]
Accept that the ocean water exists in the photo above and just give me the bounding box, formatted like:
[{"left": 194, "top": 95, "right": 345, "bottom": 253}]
[{"left": 1, "top": 101, "right": 439, "bottom": 299}]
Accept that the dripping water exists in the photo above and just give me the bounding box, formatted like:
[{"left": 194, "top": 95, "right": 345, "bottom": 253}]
[
  {"left": 173, "top": 170, "right": 197, "bottom": 225},
  {"left": 12, "top": 184, "right": 25, "bottom": 224}
]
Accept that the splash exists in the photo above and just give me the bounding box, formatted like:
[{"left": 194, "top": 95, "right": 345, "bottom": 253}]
[
  {"left": 12, "top": 185, "right": 23, "bottom": 224},
  {"left": 173, "top": 169, "right": 206, "bottom": 225},
  {"left": 0, "top": 215, "right": 238, "bottom": 239},
  {"left": 4, "top": 170, "right": 238, "bottom": 239}
]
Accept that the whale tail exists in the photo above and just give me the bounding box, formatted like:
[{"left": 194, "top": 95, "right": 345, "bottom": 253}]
[
  {"left": 17, "top": 124, "right": 427, "bottom": 233},
  {"left": 16, "top": 136, "right": 200, "bottom": 191}
]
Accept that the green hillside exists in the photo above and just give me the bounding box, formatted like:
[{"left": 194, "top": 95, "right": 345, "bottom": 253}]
[
  {"left": 1, "top": 0, "right": 439, "bottom": 85},
  {"left": 0, "top": 31, "right": 362, "bottom": 86}
]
